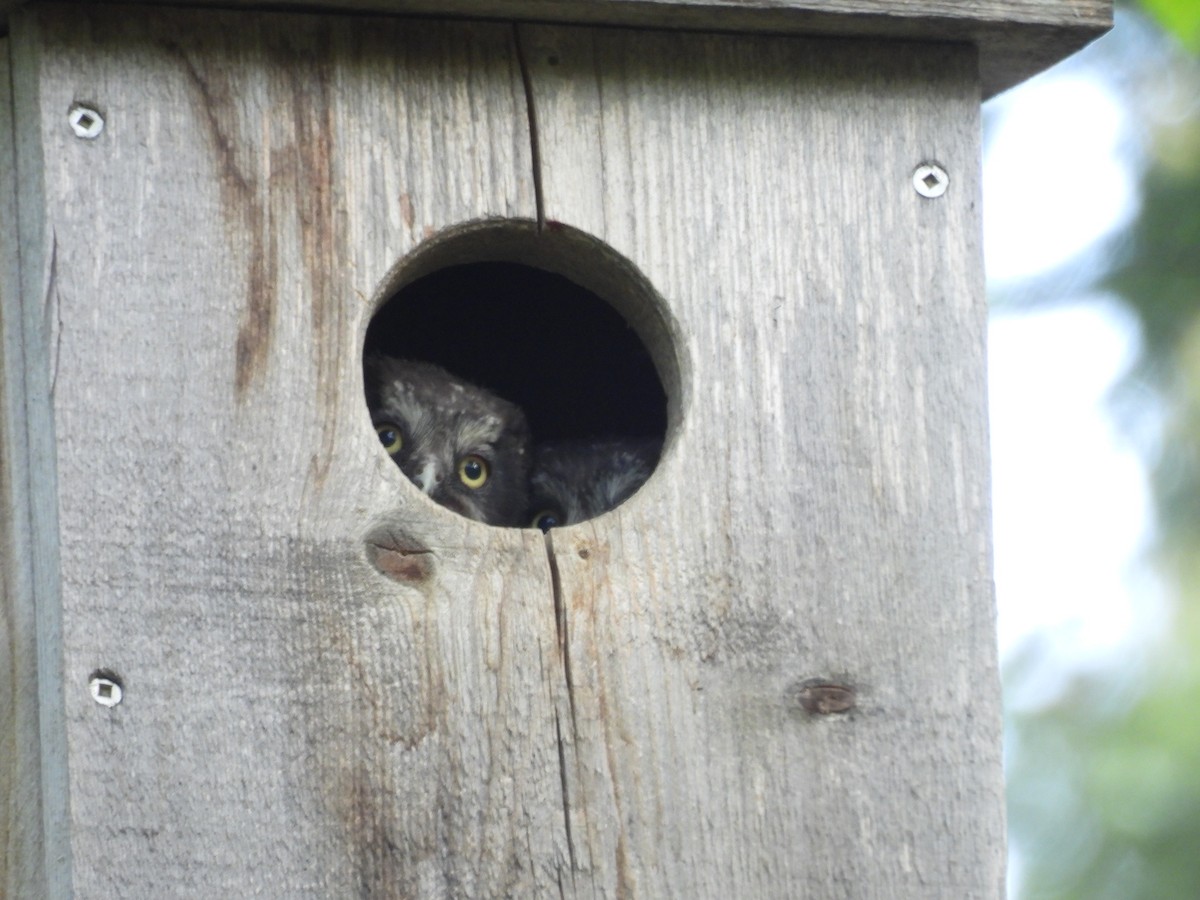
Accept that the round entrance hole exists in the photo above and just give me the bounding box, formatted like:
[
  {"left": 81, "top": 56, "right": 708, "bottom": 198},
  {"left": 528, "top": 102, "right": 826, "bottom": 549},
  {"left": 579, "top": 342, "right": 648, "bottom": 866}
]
[{"left": 362, "top": 221, "right": 680, "bottom": 530}]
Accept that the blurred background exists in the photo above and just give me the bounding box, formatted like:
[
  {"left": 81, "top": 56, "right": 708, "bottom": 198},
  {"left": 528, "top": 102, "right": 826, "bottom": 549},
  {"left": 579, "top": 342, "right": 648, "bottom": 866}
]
[{"left": 983, "top": 0, "right": 1200, "bottom": 896}]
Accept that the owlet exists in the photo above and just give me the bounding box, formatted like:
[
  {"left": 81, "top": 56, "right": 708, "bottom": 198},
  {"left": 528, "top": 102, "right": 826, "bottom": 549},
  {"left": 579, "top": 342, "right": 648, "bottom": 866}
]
[
  {"left": 365, "top": 356, "right": 532, "bottom": 526},
  {"left": 528, "top": 437, "right": 661, "bottom": 530}
]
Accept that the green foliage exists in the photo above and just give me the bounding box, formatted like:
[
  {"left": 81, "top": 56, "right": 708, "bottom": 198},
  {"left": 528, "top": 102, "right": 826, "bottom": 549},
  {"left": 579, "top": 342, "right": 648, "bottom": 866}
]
[
  {"left": 1008, "top": 619, "right": 1200, "bottom": 899},
  {"left": 1106, "top": 147, "right": 1200, "bottom": 546},
  {"left": 1003, "top": 4, "right": 1200, "bottom": 898},
  {"left": 1138, "top": 0, "right": 1200, "bottom": 52}
]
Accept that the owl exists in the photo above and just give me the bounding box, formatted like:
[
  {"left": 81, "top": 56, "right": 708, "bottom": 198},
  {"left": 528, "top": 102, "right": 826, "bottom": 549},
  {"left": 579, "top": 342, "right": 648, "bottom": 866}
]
[
  {"left": 365, "top": 356, "right": 532, "bottom": 526},
  {"left": 527, "top": 437, "right": 661, "bottom": 530}
]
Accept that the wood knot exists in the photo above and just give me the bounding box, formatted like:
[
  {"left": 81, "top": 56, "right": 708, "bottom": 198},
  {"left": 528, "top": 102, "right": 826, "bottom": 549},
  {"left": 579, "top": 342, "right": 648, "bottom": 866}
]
[
  {"left": 792, "top": 679, "right": 857, "bottom": 716},
  {"left": 365, "top": 527, "right": 434, "bottom": 583}
]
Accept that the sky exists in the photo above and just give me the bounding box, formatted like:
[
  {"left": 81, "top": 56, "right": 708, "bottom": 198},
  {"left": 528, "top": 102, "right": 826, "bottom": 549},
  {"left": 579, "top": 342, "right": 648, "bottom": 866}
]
[
  {"left": 981, "top": 47, "right": 1162, "bottom": 897},
  {"left": 983, "top": 60, "right": 1162, "bottom": 697}
]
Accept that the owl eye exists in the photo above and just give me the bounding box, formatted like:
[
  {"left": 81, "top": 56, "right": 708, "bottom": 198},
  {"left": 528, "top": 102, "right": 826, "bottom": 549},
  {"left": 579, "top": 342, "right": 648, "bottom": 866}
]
[
  {"left": 531, "top": 509, "right": 562, "bottom": 532},
  {"left": 458, "top": 454, "right": 489, "bottom": 488},
  {"left": 376, "top": 423, "right": 403, "bottom": 455}
]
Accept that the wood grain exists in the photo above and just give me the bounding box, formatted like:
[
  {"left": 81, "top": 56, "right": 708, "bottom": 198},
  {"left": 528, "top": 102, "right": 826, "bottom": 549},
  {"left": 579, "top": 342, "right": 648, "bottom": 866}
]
[
  {"left": 1, "top": 0, "right": 1115, "bottom": 97},
  {"left": 525, "top": 23, "right": 1003, "bottom": 896},
  {"left": 6, "top": 3, "right": 1003, "bottom": 896},
  {"left": 7, "top": 5, "right": 575, "bottom": 896}
]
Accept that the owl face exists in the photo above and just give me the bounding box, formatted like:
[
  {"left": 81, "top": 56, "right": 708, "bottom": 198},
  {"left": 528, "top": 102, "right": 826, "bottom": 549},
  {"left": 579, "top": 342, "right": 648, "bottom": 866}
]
[
  {"left": 366, "top": 357, "right": 532, "bottom": 526},
  {"left": 528, "top": 438, "right": 661, "bottom": 530}
]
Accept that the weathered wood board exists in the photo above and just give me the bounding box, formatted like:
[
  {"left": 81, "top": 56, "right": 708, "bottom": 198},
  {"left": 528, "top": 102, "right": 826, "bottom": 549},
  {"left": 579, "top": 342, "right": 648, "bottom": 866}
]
[
  {"left": 0, "top": 0, "right": 1114, "bottom": 97},
  {"left": 524, "top": 23, "right": 1002, "bottom": 896},
  {"left": 2, "top": 34, "right": 53, "bottom": 900},
  {"left": 7, "top": 6, "right": 563, "bottom": 896},
  {"left": 4, "top": 2, "right": 1002, "bottom": 897}
]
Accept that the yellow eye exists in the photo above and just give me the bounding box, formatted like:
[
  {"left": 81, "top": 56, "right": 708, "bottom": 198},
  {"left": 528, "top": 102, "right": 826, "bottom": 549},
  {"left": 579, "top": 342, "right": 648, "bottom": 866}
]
[
  {"left": 376, "top": 423, "right": 403, "bottom": 455},
  {"left": 458, "top": 454, "right": 489, "bottom": 488},
  {"left": 531, "top": 509, "right": 561, "bottom": 532}
]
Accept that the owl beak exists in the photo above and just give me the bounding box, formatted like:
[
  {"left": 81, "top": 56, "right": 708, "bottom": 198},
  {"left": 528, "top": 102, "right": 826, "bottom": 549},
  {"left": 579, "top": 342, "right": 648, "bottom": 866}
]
[
  {"left": 403, "top": 457, "right": 484, "bottom": 523},
  {"left": 410, "top": 458, "right": 443, "bottom": 495}
]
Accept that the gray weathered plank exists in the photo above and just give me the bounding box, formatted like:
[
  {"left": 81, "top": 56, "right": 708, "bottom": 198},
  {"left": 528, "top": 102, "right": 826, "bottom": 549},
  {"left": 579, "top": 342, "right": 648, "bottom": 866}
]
[
  {"left": 524, "top": 23, "right": 1003, "bottom": 896},
  {"left": 2, "top": 30, "right": 66, "bottom": 900},
  {"left": 7, "top": 3, "right": 1004, "bottom": 896},
  {"left": 8, "top": 5, "right": 585, "bottom": 896},
  {"left": 1, "top": 35, "right": 45, "bottom": 900},
  {"left": 2, "top": 0, "right": 1115, "bottom": 97}
]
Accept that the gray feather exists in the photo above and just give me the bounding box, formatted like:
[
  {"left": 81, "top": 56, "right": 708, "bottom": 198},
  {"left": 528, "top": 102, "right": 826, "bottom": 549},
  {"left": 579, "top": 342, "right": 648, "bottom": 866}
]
[
  {"left": 365, "top": 356, "right": 532, "bottom": 526},
  {"left": 528, "top": 437, "right": 660, "bottom": 529}
]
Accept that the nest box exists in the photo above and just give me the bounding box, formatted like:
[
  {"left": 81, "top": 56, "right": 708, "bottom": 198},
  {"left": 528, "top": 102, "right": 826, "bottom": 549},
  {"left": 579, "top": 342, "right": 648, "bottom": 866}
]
[{"left": 1, "top": 1, "right": 1110, "bottom": 896}]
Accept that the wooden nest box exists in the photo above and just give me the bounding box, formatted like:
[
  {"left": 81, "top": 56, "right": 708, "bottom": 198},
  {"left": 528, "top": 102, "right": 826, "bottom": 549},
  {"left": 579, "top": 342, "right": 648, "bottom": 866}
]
[{"left": 2, "top": 1, "right": 1110, "bottom": 896}]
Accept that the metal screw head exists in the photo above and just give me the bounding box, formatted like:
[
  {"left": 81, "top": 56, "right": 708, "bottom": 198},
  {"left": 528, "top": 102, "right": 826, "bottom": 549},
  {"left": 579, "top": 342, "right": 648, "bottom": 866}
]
[
  {"left": 913, "top": 163, "right": 949, "bottom": 199},
  {"left": 68, "top": 104, "right": 105, "bottom": 139},
  {"left": 89, "top": 671, "right": 123, "bottom": 707}
]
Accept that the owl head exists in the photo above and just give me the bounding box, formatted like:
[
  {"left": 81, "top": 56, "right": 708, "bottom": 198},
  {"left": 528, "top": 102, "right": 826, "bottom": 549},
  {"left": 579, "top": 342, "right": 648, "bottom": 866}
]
[
  {"left": 528, "top": 437, "right": 661, "bottom": 530},
  {"left": 365, "top": 356, "right": 532, "bottom": 526}
]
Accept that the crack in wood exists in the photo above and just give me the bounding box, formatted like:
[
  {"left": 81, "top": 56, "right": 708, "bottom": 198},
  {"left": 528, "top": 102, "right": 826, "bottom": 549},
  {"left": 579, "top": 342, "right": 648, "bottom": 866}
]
[
  {"left": 513, "top": 24, "right": 545, "bottom": 230},
  {"left": 554, "top": 711, "right": 578, "bottom": 876},
  {"left": 544, "top": 530, "right": 578, "bottom": 736},
  {"left": 45, "top": 231, "right": 60, "bottom": 399},
  {"left": 545, "top": 531, "right": 580, "bottom": 879}
]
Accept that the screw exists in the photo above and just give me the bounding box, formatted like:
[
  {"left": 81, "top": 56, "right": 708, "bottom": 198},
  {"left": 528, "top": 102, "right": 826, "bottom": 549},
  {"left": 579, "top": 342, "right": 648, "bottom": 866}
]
[
  {"left": 68, "top": 104, "right": 105, "bottom": 139},
  {"left": 912, "top": 163, "right": 948, "bottom": 199},
  {"left": 88, "top": 670, "right": 123, "bottom": 708}
]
